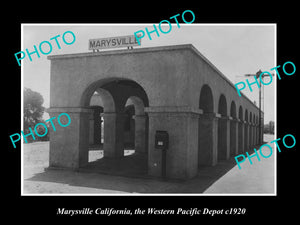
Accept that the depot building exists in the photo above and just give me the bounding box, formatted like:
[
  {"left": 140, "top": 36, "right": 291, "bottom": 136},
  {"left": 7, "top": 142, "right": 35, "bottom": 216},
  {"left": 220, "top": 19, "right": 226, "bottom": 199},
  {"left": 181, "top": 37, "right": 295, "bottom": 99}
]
[{"left": 47, "top": 37, "right": 263, "bottom": 180}]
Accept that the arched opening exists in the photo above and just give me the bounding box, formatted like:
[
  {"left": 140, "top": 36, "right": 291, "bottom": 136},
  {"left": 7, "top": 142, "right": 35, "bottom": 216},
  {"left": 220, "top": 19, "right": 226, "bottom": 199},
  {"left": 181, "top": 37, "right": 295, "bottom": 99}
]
[
  {"left": 199, "top": 85, "right": 214, "bottom": 113},
  {"left": 239, "top": 106, "right": 243, "bottom": 120},
  {"left": 198, "top": 84, "right": 215, "bottom": 166},
  {"left": 81, "top": 78, "right": 149, "bottom": 176},
  {"left": 218, "top": 94, "right": 228, "bottom": 161},
  {"left": 230, "top": 101, "right": 237, "bottom": 156},
  {"left": 244, "top": 110, "right": 249, "bottom": 151},
  {"left": 238, "top": 106, "right": 244, "bottom": 153},
  {"left": 87, "top": 89, "right": 114, "bottom": 163}
]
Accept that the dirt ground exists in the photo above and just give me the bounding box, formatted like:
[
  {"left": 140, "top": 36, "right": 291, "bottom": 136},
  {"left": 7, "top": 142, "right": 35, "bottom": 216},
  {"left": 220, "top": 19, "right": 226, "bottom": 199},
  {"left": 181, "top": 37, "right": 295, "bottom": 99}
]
[{"left": 23, "top": 134, "right": 275, "bottom": 195}]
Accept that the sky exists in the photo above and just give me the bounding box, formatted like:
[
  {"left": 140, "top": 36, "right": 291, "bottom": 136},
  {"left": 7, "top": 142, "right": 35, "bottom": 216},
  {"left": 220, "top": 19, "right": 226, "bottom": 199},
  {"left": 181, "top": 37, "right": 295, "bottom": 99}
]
[{"left": 22, "top": 24, "right": 275, "bottom": 123}]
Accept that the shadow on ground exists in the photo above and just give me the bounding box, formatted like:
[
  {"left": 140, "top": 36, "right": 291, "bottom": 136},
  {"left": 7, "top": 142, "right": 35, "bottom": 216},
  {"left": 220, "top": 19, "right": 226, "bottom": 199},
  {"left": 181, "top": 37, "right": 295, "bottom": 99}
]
[
  {"left": 81, "top": 152, "right": 148, "bottom": 178},
  {"left": 26, "top": 143, "right": 267, "bottom": 194}
]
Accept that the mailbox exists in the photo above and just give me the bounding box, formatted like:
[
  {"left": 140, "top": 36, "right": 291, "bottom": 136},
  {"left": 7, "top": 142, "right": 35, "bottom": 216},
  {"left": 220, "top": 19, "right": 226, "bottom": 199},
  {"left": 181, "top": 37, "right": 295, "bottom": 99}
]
[{"left": 155, "top": 130, "right": 169, "bottom": 150}]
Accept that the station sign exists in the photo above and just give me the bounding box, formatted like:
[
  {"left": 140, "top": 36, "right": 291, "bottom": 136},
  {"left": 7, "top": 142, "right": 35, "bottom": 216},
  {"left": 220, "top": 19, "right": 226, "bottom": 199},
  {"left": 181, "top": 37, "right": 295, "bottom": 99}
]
[{"left": 89, "top": 35, "right": 140, "bottom": 50}]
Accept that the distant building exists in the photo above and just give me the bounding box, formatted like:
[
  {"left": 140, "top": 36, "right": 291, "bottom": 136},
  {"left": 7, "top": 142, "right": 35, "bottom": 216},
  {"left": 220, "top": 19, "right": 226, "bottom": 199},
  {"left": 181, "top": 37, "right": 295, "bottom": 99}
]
[{"left": 264, "top": 121, "right": 274, "bottom": 134}]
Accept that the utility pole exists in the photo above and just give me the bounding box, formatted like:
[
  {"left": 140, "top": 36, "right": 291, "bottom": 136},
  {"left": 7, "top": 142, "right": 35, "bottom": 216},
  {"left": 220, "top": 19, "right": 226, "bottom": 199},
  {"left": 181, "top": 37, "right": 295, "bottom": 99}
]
[{"left": 243, "top": 70, "right": 274, "bottom": 144}]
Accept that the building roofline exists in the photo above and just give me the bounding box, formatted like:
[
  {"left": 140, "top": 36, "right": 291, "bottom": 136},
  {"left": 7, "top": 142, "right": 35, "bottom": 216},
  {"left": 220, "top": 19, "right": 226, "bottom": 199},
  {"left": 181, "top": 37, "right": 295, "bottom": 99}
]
[{"left": 47, "top": 44, "right": 194, "bottom": 60}]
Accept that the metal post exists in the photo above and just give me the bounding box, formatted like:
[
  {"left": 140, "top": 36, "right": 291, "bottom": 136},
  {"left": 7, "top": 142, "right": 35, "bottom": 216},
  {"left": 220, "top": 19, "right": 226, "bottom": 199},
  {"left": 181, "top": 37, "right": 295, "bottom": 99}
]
[
  {"left": 256, "top": 70, "right": 263, "bottom": 144},
  {"left": 241, "top": 69, "right": 272, "bottom": 145}
]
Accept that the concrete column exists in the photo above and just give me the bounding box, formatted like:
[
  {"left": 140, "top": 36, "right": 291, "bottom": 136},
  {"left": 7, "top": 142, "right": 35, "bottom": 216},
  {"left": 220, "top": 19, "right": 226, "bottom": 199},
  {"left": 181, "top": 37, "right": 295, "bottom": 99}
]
[
  {"left": 226, "top": 118, "right": 230, "bottom": 159},
  {"left": 257, "top": 126, "right": 259, "bottom": 145},
  {"left": 252, "top": 125, "right": 255, "bottom": 146},
  {"left": 146, "top": 106, "right": 202, "bottom": 180},
  {"left": 238, "top": 120, "right": 244, "bottom": 153},
  {"left": 254, "top": 126, "right": 256, "bottom": 145},
  {"left": 244, "top": 122, "right": 249, "bottom": 151},
  {"left": 246, "top": 123, "right": 250, "bottom": 150},
  {"left": 233, "top": 119, "right": 239, "bottom": 155},
  {"left": 252, "top": 124, "right": 255, "bottom": 146},
  {"left": 198, "top": 113, "right": 218, "bottom": 166},
  {"left": 218, "top": 116, "right": 230, "bottom": 161},
  {"left": 89, "top": 112, "right": 94, "bottom": 145},
  {"left": 93, "top": 107, "right": 102, "bottom": 145},
  {"left": 133, "top": 115, "right": 147, "bottom": 154},
  {"left": 102, "top": 112, "right": 126, "bottom": 158},
  {"left": 230, "top": 118, "right": 238, "bottom": 156},
  {"left": 88, "top": 107, "right": 101, "bottom": 145},
  {"left": 249, "top": 122, "right": 253, "bottom": 149},
  {"left": 253, "top": 124, "right": 256, "bottom": 146},
  {"left": 47, "top": 107, "right": 92, "bottom": 169},
  {"left": 253, "top": 125, "right": 255, "bottom": 145}
]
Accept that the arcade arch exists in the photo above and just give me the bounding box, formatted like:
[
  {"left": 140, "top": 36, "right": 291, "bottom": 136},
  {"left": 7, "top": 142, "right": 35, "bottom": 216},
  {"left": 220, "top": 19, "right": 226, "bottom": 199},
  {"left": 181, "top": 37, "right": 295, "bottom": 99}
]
[{"left": 82, "top": 78, "right": 149, "bottom": 160}]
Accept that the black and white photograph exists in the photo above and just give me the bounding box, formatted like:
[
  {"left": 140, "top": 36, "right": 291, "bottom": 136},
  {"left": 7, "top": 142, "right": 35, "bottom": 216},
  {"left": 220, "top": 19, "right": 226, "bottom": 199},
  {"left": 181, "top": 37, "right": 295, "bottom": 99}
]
[
  {"left": 4, "top": 5, "right": 298, "bottom": 221},
  {"left": 21, "top": 24, "right": 276, "bottom": 195}
]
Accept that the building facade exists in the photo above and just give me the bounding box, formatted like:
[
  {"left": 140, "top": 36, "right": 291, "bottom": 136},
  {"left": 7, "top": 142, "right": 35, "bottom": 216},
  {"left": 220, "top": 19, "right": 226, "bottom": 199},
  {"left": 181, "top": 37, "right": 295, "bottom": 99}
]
[{"left": 47, "top": 44, "right": 263, "bottom": 179}]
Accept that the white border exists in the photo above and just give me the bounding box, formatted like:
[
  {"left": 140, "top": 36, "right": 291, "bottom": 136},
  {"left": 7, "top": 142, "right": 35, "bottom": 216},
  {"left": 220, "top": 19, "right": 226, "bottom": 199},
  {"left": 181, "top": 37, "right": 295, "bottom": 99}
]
[
  {"left": 273, "top": 24, "right": 277, "bottom": 196},
  {"left": 21, "top": 23, "right": 277, "bottom": 196},
  {"left": 21, "top": 24, "right": 24, "bottom": 196}
]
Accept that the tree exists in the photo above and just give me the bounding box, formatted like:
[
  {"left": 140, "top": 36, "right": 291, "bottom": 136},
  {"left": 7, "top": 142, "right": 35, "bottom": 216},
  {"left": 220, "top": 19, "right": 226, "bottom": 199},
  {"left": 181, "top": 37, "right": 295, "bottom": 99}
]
[{"left": 23, "top": 88, "right": 47, "bottom": 142}]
